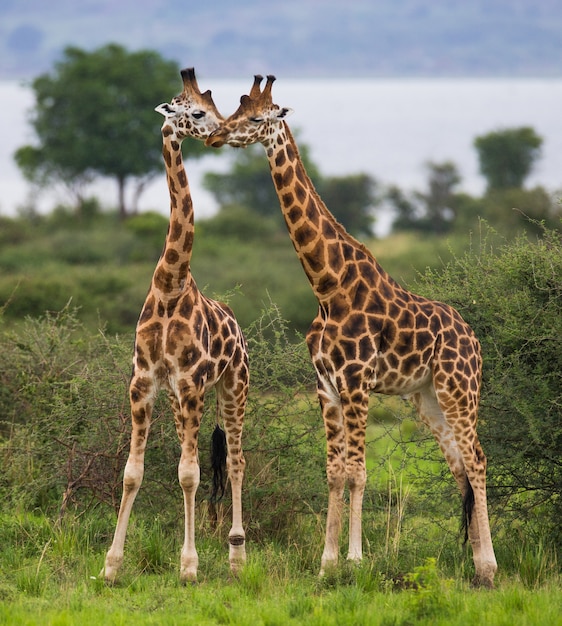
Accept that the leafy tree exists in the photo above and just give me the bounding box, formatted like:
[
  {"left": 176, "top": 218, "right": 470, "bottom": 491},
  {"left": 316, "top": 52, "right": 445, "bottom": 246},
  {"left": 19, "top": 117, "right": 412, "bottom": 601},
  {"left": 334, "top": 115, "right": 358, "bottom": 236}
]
[
  {"left": 478, "top": 186, "right": 560, "bottom": 236},
  {"left": 203, "top": 140, "right": 321, "bottom": 225},
  {"left": 414, "top": 161, "right": 461, "bottom": 233},
  {"left": 386, "top": 184, "right": 420, "bottom": 232},
  {"left": 14, "top": 44, "right": 208, "bottom": 218},
  {"left": 388, "top": 161, "right": 462, "bottom": 234},
  {"left": 474, "top": 126, "right": 543, "bottom": 191},
  {"left": 317, "top": 173, "right": 379, "bottom": 237}
]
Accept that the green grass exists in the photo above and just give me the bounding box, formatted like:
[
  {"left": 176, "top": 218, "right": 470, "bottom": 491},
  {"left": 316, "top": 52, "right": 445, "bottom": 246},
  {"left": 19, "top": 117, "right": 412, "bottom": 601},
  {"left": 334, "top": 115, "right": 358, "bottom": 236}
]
[
  {"left": 0, "top": 514, "right": 560, "bottom": 626},
  {"left": 0, "top": 499, "right": 560, "bottom": 626}
]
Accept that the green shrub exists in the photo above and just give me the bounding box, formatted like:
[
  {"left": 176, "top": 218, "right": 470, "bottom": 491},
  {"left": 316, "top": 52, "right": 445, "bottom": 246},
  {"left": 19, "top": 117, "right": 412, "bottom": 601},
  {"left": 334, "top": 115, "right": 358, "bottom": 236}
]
[
  {"left": 0, "top": 302, "right": 324, "bottom": 543},
  {"left": 416, "top": 223, "right": 562, "bottom": 545}
]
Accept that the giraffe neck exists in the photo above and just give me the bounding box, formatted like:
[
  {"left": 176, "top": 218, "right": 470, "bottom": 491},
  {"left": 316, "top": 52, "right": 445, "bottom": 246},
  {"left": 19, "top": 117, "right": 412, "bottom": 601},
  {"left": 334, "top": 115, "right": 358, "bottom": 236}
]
[
  {"left": 264, "top": 122, "right": 384, "bottom": 300},
  {"left": 151, "top": 126, "right": 195, "bottom": 298}
]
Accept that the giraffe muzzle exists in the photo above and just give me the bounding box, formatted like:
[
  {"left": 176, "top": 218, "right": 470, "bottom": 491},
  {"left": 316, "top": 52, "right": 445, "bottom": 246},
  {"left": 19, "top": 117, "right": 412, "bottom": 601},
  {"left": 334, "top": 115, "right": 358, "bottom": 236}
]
[{"left": 205, "top": 130, "right": 226, "bottom": 148}]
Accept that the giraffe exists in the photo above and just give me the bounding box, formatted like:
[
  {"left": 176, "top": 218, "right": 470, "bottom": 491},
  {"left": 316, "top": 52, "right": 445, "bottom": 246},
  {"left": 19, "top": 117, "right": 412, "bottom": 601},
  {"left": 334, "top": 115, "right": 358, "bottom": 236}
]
[
  {"left": 206, "top": 75, "right": 497, "bottom": 588},
  {"left": 102, "top": 68, "right": 248, "bottom": 584}
]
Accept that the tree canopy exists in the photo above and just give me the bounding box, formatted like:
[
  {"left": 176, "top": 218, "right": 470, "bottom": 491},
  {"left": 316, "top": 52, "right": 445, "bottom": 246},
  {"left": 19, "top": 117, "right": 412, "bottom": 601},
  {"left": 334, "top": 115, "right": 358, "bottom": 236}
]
[
  {"left": 14, "top": 44, "right": 211, "bottom": 218},
  {"left": 389, "top": 161, "right": 462, "bottom": 233},
  {"left": 473, "top": 126, "right": 543, "bottom": 191},
  {"left": 386, "top": 134, "right": 558, "bottom": 236}
]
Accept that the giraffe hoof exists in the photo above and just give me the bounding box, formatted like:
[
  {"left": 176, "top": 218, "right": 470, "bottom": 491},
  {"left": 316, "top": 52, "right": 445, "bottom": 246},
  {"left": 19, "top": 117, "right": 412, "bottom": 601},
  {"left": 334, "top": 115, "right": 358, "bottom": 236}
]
[
  {"left": 180, "top": 571, "right": 198, "bottom": 585},
  {"left": 101, "top": 555, "right": 122, "bottom": 584},
  {"left": 471, "top": 574, "right": 494, "bottom": 589}
]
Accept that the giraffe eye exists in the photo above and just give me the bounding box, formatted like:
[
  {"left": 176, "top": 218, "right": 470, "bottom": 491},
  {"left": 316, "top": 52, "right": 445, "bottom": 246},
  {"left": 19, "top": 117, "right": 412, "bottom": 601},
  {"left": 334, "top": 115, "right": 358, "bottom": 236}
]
[
  {"left": 249, "top": 116, "right": 264, "bottom": 123},
  {"left": 192, "top": 111, "right": 206, "bottom": 120}
]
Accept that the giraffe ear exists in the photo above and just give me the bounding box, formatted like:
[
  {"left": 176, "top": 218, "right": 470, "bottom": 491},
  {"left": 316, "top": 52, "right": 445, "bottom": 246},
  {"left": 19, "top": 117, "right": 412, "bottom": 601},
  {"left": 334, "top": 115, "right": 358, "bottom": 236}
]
[
  {"left": 276, "top": 107, "right": 293, "bottom": 120},
  {"left": 155, "top": 102, "right": 176, "bottom": 117}
]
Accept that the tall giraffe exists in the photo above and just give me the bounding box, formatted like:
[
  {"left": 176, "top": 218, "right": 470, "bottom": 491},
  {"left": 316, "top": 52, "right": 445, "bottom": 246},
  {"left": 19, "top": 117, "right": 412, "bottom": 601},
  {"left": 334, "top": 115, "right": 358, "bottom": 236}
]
[
  {"left": 206, "top": 75, "right": 497, "bottom": 588},
  {"left": 102, "top": 68, "right": 247, "bottom": 584}
]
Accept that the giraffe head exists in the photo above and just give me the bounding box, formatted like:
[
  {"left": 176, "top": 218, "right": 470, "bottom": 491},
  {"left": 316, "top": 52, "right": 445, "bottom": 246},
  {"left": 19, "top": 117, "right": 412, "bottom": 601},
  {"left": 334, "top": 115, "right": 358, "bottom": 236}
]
[
  {"left": 155, "top": 67, "right": 223, "bottom": 140},
  {"left": 206, "top": 74, "right": 292, "bottom": 148}
]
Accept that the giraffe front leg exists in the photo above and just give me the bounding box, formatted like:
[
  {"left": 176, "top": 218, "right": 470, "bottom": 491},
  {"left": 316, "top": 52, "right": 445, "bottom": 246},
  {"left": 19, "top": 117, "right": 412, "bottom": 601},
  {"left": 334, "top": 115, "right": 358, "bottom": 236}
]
[
  {"left": 346, "top": 475, "right": 365, "bottom": 564},
  {"left": 321, "top": 468, "right": 345, "bottom": 576},
  {"left": 343, "top": 393, "right": 368, "bottom": 564},
  {"left": 318, "top": 390, "right": 346, "bottom": 576},
  {"left": 103, "top": 455, "right": 145, "bottom": 582},
  {"left": 178, "top": 450, "right": 200, "bottom": 583},
  {"left": 103, "top": 388, "right": 153, "bottom": 583}
]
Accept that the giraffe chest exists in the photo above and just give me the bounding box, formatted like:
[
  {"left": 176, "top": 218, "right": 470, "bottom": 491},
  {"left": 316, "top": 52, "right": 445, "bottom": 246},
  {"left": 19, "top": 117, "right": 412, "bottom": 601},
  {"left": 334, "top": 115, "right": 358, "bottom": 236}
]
[{"left": 134, "top": 294, "right": 241, "bottom": 389}]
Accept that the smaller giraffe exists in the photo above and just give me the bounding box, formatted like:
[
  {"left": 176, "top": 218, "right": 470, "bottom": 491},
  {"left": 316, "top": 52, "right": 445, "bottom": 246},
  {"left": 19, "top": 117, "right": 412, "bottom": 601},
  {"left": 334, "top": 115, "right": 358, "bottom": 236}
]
[
  {"left": 206, "top": 75, "right": 497, "bottom": 588},
  {"left": 102, "top": 68, "right": 248, "bottom": 584}
]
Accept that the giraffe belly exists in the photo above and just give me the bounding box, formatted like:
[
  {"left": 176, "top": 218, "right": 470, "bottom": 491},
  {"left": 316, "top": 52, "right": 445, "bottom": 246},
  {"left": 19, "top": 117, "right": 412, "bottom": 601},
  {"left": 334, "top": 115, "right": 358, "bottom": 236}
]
[{"left": 371, "top": 351, "right": 433, "bottom": 396}]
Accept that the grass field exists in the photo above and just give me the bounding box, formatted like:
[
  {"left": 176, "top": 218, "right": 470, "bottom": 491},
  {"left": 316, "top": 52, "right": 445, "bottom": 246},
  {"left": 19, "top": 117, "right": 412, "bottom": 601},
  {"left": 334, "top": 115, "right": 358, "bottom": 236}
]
[
  {"left": 1, "top": 372, "right": 560, "bottom": 625},
  {"left": 0, "top": 526, "right": 560, "bottom": 625}
]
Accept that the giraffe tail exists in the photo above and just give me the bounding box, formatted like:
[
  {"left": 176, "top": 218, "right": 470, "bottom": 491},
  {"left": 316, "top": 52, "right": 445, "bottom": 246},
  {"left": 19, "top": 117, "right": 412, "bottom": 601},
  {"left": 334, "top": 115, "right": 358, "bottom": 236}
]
[
  {"left": 461, "top": 476, "right": 475, "bottom": 544},
  {"left": 210, "top": 424, "right": 227, "bottom": 504}
]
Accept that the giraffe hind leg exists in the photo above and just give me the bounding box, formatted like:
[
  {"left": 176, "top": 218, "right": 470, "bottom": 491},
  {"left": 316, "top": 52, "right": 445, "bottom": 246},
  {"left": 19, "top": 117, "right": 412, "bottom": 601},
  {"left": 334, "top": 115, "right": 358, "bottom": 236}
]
[
  {"left": 457, "top": 433, "right": 497, "bottom": 588},
  {"left": 412, "top": 387, "right": 496, "bottom": 587},
  {"left": 216, "top": 369, "right": 247, "bottom": 576}
]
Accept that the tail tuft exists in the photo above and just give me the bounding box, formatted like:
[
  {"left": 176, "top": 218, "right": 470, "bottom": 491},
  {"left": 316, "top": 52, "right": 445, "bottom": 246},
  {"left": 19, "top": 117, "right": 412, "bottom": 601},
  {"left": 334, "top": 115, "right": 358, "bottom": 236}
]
[
  {"left": 461, "top": 477, "right": 475, "bottom": 544},
  {"left": 210, "top": 425, "right": 227, "bottom": 504}
]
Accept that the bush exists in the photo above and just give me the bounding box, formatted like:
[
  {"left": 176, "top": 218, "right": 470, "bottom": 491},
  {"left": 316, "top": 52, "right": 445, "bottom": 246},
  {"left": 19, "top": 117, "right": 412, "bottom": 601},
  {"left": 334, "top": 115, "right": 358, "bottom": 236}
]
[
  {"left": 123, "top": 211, "right": 169, "bottom": 262},
  {"left": 416, "top": 223, "right": 562, "bottom": 543},
  {"left": 0, "top": 306, "right": 133, "bottom": 513},
  {"left": 0, "top": 302, "right": 324, "bottom": 543}
]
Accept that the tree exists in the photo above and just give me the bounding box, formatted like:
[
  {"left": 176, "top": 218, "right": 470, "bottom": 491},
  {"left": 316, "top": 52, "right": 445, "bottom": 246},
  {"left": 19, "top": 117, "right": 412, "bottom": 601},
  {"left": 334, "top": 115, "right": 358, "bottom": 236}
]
[
  {"left": 317, "top": 173, "right": 379, "bottom": 237},
  {"left": 414, "top": 161, "right": 461, "bottom": 233},
  {"left": 203, "top": 138, "right": 321, "bottom": 225},
  {"left": 14, "top": 44, "right": 208, "bottom": 218},
  {"left": 474, "top": 126, "right": 543, "bottom": 191},
  {"left": 203, "top": 144, "right": 283, "bottom": 221},
  {"left": 478, "top": 186, "right": 559, "bottom": 236},
  {"left": 386, "top": 184, "right": 420, "bottom": 232},
  {"left": 388, "top": 161, "right": 462, "bottom": 234}
]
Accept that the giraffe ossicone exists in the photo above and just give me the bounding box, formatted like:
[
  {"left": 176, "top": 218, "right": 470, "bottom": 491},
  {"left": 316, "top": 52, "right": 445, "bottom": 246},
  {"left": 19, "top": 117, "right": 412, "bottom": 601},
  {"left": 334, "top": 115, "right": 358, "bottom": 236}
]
[
  {"left": 207, "top": 74, "right": 497, "bottom": 588},
  {"left": 102, "top": 68, "right": 248, "bottom": 584}
]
